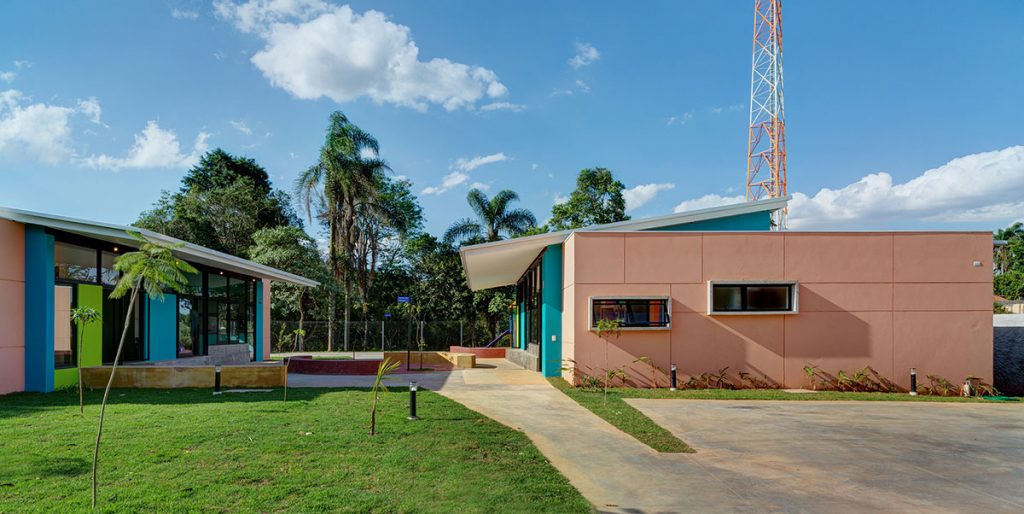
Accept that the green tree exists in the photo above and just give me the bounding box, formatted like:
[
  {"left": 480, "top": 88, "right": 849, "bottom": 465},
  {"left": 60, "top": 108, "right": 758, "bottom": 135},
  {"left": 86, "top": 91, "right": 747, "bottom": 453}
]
[
  {"left": 92, "top": 233, "right": 196, "bottom": 508},
  {"left": 995, "top": 271, "right": 1024, "bottom": 300},
  {"left": 295, "top": 111, "right": 389, "bottom": 351},
  {"left": 249, "top": 226, "right": 334, "bottom": 350},
  {"left": 995, "top": 222, "right": 1024, "bottom": 274},
  {"left": 443, "top": 189, "right": 536, "bottom": 245},
  {"left": 136, "top": 148, "right": 300, "bottom": 257},
  {"left": 550, "top": 167, "right": 629, "bottom": 230},
  {"left": 70, "top": 306, "right": 101, "bottom": 414}
]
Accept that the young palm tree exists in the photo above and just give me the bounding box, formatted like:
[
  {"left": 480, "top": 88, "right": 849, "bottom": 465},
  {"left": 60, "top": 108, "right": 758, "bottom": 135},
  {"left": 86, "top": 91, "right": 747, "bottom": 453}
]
[
  {"left": 91, "top": 232, "right": 196, "bottom": 508},
  {"left": 295, "top": 111, "right": 387, "bottom": 351},
  {"left": 443, "top": 189, "right": 537, "bottom": 245},
  {"left": 70, "top": 306, "right": 101, "bottom": 414},
  {"left": 369, "top": 358, "right": 401, "bottom": 435}
]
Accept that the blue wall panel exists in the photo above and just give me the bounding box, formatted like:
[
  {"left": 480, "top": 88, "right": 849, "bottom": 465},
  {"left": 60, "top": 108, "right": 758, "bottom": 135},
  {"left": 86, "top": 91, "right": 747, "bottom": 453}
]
[
  {"left": 147, "top": 295, "right": 178, "bottom": 362},
  {"left": 23, "top": 225, "right": 54, "bottom": 392},
  {"left": 540, "top": 244, "right": 563, "bottom": 377},
  {"left": 254, "top": 281, "right": 263, "bottom": 362},
  {"left": 645, "top": 211, "right": 772, "bottom": 231}
]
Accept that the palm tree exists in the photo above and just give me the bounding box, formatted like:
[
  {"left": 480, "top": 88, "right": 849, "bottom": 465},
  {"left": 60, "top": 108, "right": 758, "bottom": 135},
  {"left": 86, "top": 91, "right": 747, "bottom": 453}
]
[
  {"left": 295, "top": 111, "right": 388, "bottom": 351},
  {"left": 444, "top": 189, "right": 537, "bottom": 245},
  {"left": 995, "top": 222, "right": 1024, "bottom": 274},
  {"left": 92, "top": 232, "right": 196, "bottom": 508},
  {"left": 70, "top": 306, "right": 101, "bottom": 414}
]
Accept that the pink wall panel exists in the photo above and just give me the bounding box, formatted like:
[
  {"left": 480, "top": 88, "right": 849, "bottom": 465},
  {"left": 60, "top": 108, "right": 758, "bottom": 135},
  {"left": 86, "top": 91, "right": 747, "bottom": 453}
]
[
  {"left": 892, "top": 311, "right": 993, "bottom": 390},
  {"left": 670, "top": 283, "right": 706, "bottom": 313},
  {"left": 671, "top": 313, "right": 785, "bottom": 385},
  {"left": 0, "top": 220, "right": 25, "bottom": 395},
  {"left": 624, "top": 233, "right": 701, "bottom": 284},
  {"left": 0, "top": 220, "right": 24, "bottom": 282},
  {"left": 785, "top": 234, "right": 893, "bottom": 283},
  {"left": 782, "top": 311, "right": 894, "bottom": 387},
  {"left": 0, "top": 347, "right": 25, "bottom": 395},
  {"left": 702, "top": 233, "right": 784, "bottom": 281},
  {"left": 893, "top": 233, "right": 992, "bottom": 283},
  {"left": 572, "top": 233, "right": 624, "bottom": 284},
  {"left": 893, "top": 282, "right": 992, "bottom": 312},
  {"left": 799, "top": 283, "right": 893, "bottom": 312}
]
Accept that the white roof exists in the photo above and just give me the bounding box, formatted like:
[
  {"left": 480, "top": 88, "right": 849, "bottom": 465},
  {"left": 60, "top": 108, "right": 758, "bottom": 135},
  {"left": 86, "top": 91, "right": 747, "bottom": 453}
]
[
  {"left": 459, "top": 196, "right": 789, "bottom": 291},
  {"left": 0, "top": 206, "right": 319, "bottom": 287}
]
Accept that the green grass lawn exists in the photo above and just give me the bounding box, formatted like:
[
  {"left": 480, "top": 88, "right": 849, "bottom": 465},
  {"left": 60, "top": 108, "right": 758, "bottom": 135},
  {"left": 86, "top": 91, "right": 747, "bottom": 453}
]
[
  {"left": 0, "top": 387, "right": 589, "bottom": 513},
  {"left": 549, "top": 379, "right": 1007, "bottom": 454}
]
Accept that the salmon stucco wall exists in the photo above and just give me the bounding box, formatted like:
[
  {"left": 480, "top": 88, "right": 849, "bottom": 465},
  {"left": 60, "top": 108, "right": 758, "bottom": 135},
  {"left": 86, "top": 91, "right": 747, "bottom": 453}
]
[
  {"left": 0, "top": 221, "right": 26, "bottom": 394},
  {"left": 563, "top": 231, "right": 993, "bottom": 390}
]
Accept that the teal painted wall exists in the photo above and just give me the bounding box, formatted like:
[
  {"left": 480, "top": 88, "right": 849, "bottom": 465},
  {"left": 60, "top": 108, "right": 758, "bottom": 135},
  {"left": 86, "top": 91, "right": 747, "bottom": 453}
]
[
  {"left": 254, "top": 281, "right": 263, "bottom": 361},
  {"left": 540, "top": 244, "right": 563, "bottom": 377},
  {"left": 24, "top": 225, "right": 54, "bottom": 392},
  {"left": 147, "top": 294, "right": 178, "bottom": 361},
  {"left": 645, "top": 211, "right": 771, "bottom": 231}
]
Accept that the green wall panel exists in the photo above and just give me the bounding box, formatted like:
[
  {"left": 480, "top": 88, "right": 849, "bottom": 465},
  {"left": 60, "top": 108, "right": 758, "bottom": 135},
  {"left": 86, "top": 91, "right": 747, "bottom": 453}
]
[
  {"left": 77, "top": 284, "right": 104, "bottom": 367},
  {"left": 54, "top": 368, "right": 77, "bottom": 389}
]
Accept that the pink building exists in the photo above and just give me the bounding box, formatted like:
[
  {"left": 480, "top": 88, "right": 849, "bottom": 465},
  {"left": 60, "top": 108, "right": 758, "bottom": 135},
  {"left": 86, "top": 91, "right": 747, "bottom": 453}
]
[{"left": 460, "top": 198, "right": 993, "bottom": 390}]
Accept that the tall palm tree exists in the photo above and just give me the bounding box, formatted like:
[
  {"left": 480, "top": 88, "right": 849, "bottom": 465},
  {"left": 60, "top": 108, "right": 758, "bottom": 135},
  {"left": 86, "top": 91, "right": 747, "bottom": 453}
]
[
  {"left": 444, "top": 189, "right": 537, "bottom": 245},
  {"left": 995, "top": 222, "right": 1024, "bottom": 274},
  {"left": 92, "top": 232, "right": 196, "bottom": 508},
  {"left": 295, "top": 111, "right": 388, "bottom": 351}
]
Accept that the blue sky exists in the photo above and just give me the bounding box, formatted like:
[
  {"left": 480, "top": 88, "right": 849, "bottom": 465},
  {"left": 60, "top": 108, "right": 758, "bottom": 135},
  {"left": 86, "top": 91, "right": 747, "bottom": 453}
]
[{"left": 1, "top": 0, "right": 1022, "bottom": 237}]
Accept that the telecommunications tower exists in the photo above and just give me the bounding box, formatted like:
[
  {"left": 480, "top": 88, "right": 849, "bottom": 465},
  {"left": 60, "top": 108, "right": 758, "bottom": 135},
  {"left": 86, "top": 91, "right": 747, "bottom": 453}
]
[{"left": 745, "top": 0, "right": 787, "bottom": 228}]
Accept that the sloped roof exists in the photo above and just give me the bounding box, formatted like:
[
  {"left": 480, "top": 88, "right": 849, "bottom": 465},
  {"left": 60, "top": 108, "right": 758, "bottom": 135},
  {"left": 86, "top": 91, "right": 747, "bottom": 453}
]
[
  {"left": 0, "top": 206, "right": 319, "bottom": 287},
  {"left": 459, "top": 196, "right": 789, "bottom": 291}
]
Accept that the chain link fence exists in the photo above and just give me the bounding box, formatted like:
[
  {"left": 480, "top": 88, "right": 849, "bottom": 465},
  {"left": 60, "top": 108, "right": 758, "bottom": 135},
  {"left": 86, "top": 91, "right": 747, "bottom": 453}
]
[{"left": 270, "top": 320, "right": 512, "bottom": 353}]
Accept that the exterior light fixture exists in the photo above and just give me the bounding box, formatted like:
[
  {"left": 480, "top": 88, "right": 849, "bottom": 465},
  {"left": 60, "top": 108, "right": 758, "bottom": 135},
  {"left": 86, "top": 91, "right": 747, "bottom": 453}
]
[
  {"left": 112, "top": 246, "right": 119, "bottom": 252},
  {"left": 670, "top": 364, "right": 678, "bottom": 391},
  {"left": 408, "top": 381, "right": 420, "bottom": 420},
  {"left": 909, "top": 368, "right": 917, "bottom": 396},
  {"left": 214, "top": 366, "right": 222, "bottom": 395}
]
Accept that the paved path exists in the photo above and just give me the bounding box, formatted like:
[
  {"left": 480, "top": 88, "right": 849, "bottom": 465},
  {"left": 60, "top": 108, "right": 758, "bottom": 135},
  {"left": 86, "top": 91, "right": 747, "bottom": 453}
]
[{"left": 289, "top": 361, "right": 1024, "bottom": 513}]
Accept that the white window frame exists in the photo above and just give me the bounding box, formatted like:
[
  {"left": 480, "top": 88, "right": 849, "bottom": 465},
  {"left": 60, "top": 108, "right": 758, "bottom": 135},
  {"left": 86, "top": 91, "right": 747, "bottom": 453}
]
[
  {"left": 707, "top": 281, "right": 799, "bottom": 315},
  {"left": 588, "top": 296, "right": 672, "bottom": 331}
]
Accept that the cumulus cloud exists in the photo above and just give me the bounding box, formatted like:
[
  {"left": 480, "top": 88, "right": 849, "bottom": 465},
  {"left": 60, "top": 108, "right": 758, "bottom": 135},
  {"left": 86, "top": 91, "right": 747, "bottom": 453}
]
[
  {"left": 569, "top": 42, "right": 600, "bottom": 68},
  {"left": 788, "top": 145, "right": 1024, "bottom": 229},
  {"left": 171, "top": 8, "right": 200, "bottom": 20},
  {"left": 673, "top": 193, "right": 745, "bottom": 213},
  {"left": 230, "top": 120, "right": 252, "bottom": 134},
  {"left": 421, "top": 171, "right": 468, "bottom": 195},
  {"left": 453, "top": 152, "right": 508, "bottom": 172},
  {"left": 469, "top": 181, "right": 491, "bottom": 191},
  {"left": 81, "top": 121, "right": 210, "bottom": 170},
  {"left": 0, "top": 90, "right": 76, "bottom": 164},
  {"left": 0, "top": 72, "right": 14, "bottom": 83},
  {"left": 624, "top": 183, "right": 675, "bottom": 212},
  {"left": 215, "top": 1, "right": 509, "bottom": 111},
  {"left": 76, "top": 97, "right": 103, "bottom": 125}
]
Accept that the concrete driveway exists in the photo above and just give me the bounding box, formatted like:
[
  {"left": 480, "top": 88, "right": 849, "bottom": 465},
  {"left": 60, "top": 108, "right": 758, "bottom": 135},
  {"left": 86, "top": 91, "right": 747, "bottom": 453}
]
[{"left": 630, "top": 399, "right": 1024, "bottom": 513}]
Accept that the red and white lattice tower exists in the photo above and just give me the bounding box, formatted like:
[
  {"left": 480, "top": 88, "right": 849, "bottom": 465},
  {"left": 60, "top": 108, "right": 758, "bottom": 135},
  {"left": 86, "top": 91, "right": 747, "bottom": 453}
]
[{"left": 745, "top": 0, "right": 787, "bottom": 229}]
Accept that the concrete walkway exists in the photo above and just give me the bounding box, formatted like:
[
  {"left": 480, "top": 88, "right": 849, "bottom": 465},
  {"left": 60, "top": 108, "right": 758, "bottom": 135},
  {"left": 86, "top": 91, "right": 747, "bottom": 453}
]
[{"left": 288, "top": 361, "right": 1024, "bottom": 513}]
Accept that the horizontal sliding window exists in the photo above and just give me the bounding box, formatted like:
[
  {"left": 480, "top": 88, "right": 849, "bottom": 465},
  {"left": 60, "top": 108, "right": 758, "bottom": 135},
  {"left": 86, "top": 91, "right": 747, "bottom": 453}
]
[
  {"left": 709, "top": 282, "right": 797, "bottom": 314},
  {"left": 591, "top": 297, "right": 670, "bottom": 329}
]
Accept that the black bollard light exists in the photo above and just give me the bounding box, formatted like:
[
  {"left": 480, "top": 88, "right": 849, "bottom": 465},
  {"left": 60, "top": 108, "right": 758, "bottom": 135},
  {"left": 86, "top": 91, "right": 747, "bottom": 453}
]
[
  {"left": 408, "top": 381, "right": 420, "bottom": 420},
  {"left": 214, "top": 365, "right": 222, "bottom": 395},
  {"left": 670, "top": 364, "right": 678, "bottom": 391},
  {"left": 909, "top": 367, "right": 917, "bottom": 396}
]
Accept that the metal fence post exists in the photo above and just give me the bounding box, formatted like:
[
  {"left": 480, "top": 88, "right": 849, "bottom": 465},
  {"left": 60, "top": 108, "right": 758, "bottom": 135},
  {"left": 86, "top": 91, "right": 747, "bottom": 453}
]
[
  {"left": 459, "top": 321, "right": 464, "bottom": 346},
  {"left": 380, "top": 320, "right": 385, "bottom": 351}
]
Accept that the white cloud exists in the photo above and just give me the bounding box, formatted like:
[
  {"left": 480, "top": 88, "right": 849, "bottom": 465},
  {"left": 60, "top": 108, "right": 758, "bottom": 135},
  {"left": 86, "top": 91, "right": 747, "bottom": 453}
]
[
  {"left": 0, "top": 90, "right": 75, "bottom": 164},
  {"left": 171, "top": 8, "right": 200, "bottom": 20},
  {"left": 480, "top": 101, "right": 525, "bottom": 112},
  {"left": 469, "top": 181, "right": 491, "bottom": 192},
  {"left": 531, "top": 163, "right": 539, "bottom": 171},
  {"left": 453, "top": 152, "right": 508, "bottom": 172},
  {"left": 569, "top": 42, "right": 600, "bottom": 68},
  {"left": 215, "top": 1, "right": 508, "bottom": 111},
  {"left": 421, "top": 170, "right": 468, "bottom": 195},
  {"left": 0, "top": 72, "right": 14, "bottom": 83},
  {"left": 788, "top": 145, "right": 1024, "bottom": 229},
  {"left": 76, "top": 97, "right": 103, "bottom": 125},
  {"left": 230, "top": 120, "right": 252, "bottom": 135},
  {"left": 13, "top": 60, "right": 30, "bottom": 69},
  {"left": 81, "top": 121, "right": 210, "bottom": 170},
  {"left": 666, "top": 112, "right": 692, "bottom": 126},
  {"left": 673, "top": 193, "right": 745, "bottom": 213},
  {"left": 624, "top": 183, "right": 675, "bottom": 212},
  {"left": 553, "top": 192, "right": 569, "bottom": 205},
  {"left": 575, "top": 79, "right": 590, "bottom": 93}
]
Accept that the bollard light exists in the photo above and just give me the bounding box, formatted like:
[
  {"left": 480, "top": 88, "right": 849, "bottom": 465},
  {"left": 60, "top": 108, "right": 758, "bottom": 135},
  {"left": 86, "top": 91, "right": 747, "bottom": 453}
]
[
  {"left": 670, "top": 364, "right": 678, "bottom": 391},
  {"left": 408, "top": 381, "right": 420, "bottom": 420},
  {"left": 214, "top": 365, "right": 222, "bottom": 395},
  {"left": 909, "top": 367, "right": 917, "bottom": 396}
]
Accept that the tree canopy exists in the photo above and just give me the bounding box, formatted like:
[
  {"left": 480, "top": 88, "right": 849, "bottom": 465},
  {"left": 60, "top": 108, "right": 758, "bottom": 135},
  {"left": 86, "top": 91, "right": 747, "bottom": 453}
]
[
  {"left": 549, "top": 167, "right": 629, "bottom": 230},
  {"left": 444, "top": 189, "right": 536, "bottom": 245}
]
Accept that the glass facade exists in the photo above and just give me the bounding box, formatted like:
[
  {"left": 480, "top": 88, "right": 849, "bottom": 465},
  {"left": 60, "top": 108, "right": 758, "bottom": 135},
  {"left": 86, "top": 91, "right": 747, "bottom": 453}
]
[{"left": 516, "top": 258, "right": 542, "bottom": 346}]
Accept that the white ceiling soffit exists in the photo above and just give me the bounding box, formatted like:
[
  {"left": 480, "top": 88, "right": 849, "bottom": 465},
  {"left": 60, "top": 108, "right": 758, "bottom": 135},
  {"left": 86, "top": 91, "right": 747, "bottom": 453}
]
[
  {"left": 0, "top": 206, "right": 319, "bottom": 287},
  {"left": 459, "top": 196, "right": 790, "bottom": 291}
]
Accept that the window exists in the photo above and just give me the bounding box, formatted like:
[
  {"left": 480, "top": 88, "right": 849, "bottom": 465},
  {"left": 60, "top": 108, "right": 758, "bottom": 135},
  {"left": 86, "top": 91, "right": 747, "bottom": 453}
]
[
  {"left": 54, "top": 285, "right": 75, "bottom": 368},
  {"left": 590, "top": 297, "right": 671, "bottom": 329},
  {"left": 55, "top": 242, "right": 98, "bottom": 283},
  {"left": 708, "top": 281, "right": 798, "bottom": 314},
  {"left": 100, "top": 251, "right": 119, "bottom": 286}
]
